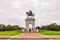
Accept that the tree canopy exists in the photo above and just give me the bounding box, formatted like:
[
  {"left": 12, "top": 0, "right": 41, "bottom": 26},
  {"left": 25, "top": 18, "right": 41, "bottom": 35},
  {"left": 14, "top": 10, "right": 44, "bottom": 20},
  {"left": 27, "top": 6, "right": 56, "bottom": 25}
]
[
  {"left": 0, "top": 24, "right": 22, "bottom": 31},
  {"left": 40, "top": 23, "right": 60, "bottom": 31}
]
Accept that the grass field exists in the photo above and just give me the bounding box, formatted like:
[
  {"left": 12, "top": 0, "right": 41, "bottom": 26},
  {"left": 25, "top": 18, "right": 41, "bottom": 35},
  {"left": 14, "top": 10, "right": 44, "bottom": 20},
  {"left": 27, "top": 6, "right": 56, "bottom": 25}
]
[
  {"left": 39, "top": 30, "right": 60, "bottom": 35},
  {"left": 0, "top": 30, "right": 22, "bottom": 36}
]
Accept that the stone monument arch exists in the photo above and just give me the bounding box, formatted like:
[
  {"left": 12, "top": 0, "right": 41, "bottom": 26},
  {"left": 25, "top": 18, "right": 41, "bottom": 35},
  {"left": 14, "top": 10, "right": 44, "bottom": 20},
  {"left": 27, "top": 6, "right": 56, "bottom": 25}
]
[{"left": 25, "top": 10, "right": 36, "bottom": 32}]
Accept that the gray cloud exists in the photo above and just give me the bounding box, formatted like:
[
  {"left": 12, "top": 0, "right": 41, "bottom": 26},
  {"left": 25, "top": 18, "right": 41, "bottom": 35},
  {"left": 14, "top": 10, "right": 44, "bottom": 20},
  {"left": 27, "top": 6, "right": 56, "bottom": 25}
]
[{"left": 0, "top": 0, "right": 59, "bottom": 27}]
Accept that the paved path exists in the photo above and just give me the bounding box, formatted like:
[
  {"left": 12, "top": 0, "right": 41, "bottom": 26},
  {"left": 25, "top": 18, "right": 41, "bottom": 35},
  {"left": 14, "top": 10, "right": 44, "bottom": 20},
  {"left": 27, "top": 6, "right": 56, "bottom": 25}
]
[
  {"left": 0, "top": 33, "right": 60, "bottom": 39},
  {"left": 47, "top": 35, "right": 60, "bottom": 38},
  {"left": 13, "top": 32, "right": 46, "bottom": 38}
]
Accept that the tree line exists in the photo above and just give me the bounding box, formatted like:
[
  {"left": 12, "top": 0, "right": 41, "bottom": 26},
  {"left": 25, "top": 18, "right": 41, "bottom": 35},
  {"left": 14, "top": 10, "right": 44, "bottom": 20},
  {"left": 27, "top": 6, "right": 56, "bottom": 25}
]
[
  {"left": 0, "top": 24, "right": 22, "bottom": 31},
  {"left": 0, "top": 23, "right": 60, "bottom": 31},
  {"left": 39, "top": 23, "right": 60, "bottom": 31}
]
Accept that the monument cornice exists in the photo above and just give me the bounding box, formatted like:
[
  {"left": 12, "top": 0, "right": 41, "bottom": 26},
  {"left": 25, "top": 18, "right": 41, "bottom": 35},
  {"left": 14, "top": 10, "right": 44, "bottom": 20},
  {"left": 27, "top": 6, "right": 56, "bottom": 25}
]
[{"left": 25, "top": 18, "right": 35, "bottom": 21}]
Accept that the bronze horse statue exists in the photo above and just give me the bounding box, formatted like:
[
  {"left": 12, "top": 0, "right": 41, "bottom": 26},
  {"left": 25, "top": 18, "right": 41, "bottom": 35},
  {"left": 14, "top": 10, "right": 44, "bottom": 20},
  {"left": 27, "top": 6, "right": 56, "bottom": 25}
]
[{"left": 26, "top": 10, "right": 35, "bottom": 17}]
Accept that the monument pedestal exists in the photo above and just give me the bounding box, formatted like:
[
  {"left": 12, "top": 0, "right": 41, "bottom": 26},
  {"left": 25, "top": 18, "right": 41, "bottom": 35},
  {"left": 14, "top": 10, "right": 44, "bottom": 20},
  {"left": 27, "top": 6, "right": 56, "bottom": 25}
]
[{"left": 25, "top": 17, "right": 36, "bottom": 32}]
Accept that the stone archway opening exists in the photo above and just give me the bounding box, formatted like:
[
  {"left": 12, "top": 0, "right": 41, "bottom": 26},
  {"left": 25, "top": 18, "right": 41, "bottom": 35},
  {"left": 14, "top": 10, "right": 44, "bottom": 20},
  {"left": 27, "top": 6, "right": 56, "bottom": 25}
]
[
  {"left": 29, "top": 24, "right": 32, "bottom": 32},
  {"left": 29, "top": 24, "right": 32, "bottom": 29}
]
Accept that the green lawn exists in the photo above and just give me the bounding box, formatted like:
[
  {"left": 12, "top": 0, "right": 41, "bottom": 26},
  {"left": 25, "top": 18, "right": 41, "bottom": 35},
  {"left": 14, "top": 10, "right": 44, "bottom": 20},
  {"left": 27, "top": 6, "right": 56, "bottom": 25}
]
[
  {"left": 0, "top": 30, "right": 22, "bottom": 36},
  {"left": 39, "top": 30, "right": 60, "bottom": 35}
]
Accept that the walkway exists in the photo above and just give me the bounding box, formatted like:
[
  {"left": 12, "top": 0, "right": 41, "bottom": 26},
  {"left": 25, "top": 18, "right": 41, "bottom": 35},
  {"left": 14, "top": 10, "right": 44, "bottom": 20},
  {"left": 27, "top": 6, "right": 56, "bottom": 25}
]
[
  {"left": 13, "top": 32, "right": 46, "bottom": 38},
  {"left": 0, "top": 33, "right": 60, "bottom": 40}
]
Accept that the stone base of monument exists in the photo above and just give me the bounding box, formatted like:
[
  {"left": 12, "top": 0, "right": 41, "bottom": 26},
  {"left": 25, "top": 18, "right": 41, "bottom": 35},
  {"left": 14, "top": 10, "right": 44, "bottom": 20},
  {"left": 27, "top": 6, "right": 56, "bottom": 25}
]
[
  {"left": 22, "top": 28, "right": 38, "bottom": 33},
  {"left": 25, "top": 17, "right": 38, "bottom": 33}
]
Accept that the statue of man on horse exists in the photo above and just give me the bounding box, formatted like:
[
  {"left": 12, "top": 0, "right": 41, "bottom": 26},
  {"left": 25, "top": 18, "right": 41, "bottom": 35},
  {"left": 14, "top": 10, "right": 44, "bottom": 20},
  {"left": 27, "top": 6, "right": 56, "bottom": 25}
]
[{"left": 26, "top": 10, "right": 35, "bottom": 17}]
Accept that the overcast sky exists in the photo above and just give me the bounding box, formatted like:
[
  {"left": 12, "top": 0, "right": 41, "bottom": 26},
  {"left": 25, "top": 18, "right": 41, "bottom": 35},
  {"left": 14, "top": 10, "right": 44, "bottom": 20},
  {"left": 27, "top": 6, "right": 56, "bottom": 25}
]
[{"left": 0, "top": 0, "right": 60, "bottom": 27}]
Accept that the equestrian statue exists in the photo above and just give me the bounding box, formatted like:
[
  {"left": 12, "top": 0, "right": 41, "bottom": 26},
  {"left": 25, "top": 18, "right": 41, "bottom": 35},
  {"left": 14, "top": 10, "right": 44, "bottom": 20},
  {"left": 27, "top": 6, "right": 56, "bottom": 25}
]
[{"left": 26, "top": 10, "right": 35, "bottom": 17}]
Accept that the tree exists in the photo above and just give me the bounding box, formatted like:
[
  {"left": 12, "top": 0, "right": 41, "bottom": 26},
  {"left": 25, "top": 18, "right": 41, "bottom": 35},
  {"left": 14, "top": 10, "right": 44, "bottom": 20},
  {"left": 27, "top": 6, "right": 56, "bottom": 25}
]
[
  {"left": 0, "top": 24, "right": 6, "bottom": 31},
  {"left": 41, "top": 25, "right": 47, "bottom": 30},
  {"left": 12, "top": 25, "right": 19, "bottom": 30},
  {"left": 41, "top": 23, "right": 60, "bottom": 31},
  {"left": 6, "top": 25, "right": 12, "bottom": 31}
]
